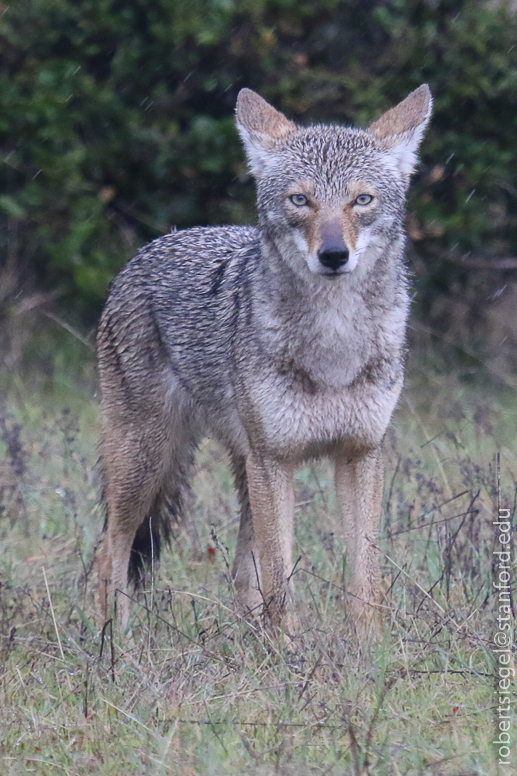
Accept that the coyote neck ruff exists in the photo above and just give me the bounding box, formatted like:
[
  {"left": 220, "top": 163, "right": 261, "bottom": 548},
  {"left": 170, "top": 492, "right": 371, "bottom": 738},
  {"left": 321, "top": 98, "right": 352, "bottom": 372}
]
[
  {"left": 254, "top": 232, "right": 408, "bottom": 393},
  {"left": 96, "top": 86, "right": 432, "bottom": 637}
]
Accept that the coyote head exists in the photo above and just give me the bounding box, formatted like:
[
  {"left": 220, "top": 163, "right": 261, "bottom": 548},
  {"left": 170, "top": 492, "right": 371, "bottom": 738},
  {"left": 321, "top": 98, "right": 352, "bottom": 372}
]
[{"left": 236, "top": 86, "right": 432, "bottom": 281}]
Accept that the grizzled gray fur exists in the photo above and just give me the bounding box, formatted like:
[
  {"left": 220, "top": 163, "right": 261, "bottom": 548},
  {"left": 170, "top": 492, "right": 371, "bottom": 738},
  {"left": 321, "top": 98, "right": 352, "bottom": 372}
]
[{"left": 95, "top": 86, "right": 432, "bottom": 638}]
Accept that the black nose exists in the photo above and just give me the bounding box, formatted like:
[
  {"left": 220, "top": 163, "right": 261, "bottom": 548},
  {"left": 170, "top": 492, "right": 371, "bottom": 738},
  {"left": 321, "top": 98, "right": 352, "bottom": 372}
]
[{"left": 317, "top": 248, "right": 349, "bottom": 271}]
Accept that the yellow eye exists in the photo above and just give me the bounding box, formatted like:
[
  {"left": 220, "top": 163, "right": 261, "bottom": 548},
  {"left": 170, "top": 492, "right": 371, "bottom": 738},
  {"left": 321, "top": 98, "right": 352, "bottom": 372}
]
[
  {"left": 290, "top": 194, "right": 309, "bottom": 207},
  {"left": 355, "top": 194, "right": 373, "bottom": 206}
]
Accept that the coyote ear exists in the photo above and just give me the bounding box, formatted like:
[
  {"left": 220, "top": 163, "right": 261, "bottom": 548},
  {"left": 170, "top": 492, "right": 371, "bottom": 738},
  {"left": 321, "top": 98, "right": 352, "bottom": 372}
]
[
  {"left": 369, "top": 85, "right": 432, "bottom": 178},
  {"left": 236, "top": 88, "right": 296, "bottom": 176}
]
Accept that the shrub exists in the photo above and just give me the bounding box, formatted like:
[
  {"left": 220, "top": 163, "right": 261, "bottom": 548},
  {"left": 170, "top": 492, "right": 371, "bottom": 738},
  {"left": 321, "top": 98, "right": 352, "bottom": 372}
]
[{"left": 1, "top": 0, "right": 517, "bottom": 322}]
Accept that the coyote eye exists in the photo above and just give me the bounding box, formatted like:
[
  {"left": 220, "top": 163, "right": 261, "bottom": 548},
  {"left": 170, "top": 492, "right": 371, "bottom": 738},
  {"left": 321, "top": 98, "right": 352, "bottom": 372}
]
[
  {"left": 355, "top": 194, "right": 373, "bottom": 206},
  {"left": 289, "top": 194, "right": 309, "bottom": 207}
]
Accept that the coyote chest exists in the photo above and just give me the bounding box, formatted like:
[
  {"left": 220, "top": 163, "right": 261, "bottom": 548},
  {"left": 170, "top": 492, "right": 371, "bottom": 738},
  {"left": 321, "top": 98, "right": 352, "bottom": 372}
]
[
  {"left": 240, "top": 286, "right": 403, "bottom": 458},
  {"left": 243, "top": 361, "right": 402, "bottom": 460}
]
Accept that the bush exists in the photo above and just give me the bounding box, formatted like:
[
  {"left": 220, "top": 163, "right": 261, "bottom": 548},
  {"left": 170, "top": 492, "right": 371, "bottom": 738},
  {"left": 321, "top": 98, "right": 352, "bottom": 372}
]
[{"left": 1, "top": 0, "right": 517, "bottom": 322}]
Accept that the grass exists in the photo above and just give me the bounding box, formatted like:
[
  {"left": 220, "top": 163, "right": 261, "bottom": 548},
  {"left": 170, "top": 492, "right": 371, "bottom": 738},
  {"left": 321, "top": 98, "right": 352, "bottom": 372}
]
[{"left": 0, "top": 343, "right": 516, "bottom": 775}]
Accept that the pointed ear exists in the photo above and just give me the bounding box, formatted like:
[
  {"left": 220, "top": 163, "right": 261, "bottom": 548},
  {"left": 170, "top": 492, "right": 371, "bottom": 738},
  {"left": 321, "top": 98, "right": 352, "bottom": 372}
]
[
  {"left": 369, "top": 85, "right": 432, "bottom": 177},
  {"left": 236, "top": 88, "right": 296, "bottom": 176}
]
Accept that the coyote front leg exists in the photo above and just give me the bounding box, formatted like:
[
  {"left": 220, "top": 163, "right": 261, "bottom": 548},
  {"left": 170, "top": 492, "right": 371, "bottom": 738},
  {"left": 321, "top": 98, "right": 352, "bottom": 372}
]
[
  {"left": 245, "top": 452, "right": 295, "bottom": 630},
  {"left": 334, "top": 447, "right": 384, "bottom": 638}
]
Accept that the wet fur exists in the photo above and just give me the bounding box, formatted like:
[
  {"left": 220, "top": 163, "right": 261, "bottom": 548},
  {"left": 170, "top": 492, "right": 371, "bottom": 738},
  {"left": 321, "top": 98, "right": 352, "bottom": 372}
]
[{"left": 95, "top": 86, "right": 432, "bottom": 637}]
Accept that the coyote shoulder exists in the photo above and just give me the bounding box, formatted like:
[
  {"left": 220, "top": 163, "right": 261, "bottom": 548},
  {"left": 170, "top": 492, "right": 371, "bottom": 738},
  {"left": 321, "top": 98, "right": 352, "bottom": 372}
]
[{"left": 96, "top": 85, "right": 432, "bottom": 637}]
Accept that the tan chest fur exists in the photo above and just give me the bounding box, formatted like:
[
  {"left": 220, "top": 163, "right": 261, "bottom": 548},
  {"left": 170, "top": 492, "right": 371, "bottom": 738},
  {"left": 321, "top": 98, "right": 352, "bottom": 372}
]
[{"left": 242, "top": 367, "right": 402, "bottom": 460}]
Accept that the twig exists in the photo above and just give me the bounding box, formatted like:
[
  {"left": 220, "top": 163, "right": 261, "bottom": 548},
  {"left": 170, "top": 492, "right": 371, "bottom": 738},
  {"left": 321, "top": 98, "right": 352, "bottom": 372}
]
[
  {"left": 42, "top": 311, "right": 94, "bottom": 350},
  {"left": 101, "top": 697, "right": 158, "bottom": 736},
  {"left": 405, "top": 398, "right": 453, "bottom": 499},
  {"left": 380, "top": 550, "right": 461, "bottom": 629},
  {"left": 387, "top": 506, "right": 479, "bottom": 538},
  {"left": 42, "top": 566, "right": 65, "bottom": 661},
  {"left": 442, "top": 254, "right": 517, "bottom": 271},
  {"left": 297, "top": 653, "right": 322, "bottom": 701}
]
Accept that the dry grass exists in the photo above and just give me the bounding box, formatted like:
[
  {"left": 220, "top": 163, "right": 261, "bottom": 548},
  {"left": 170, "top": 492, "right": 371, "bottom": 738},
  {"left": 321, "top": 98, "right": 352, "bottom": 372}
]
[{"left": 0, "top": 351, "right": 516, "bottom": 775}]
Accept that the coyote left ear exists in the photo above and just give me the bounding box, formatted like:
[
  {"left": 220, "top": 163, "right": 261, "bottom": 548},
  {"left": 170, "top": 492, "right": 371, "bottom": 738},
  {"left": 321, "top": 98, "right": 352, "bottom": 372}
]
[
  {"left": 369, "top": 85, "right": 432, "bottom": 178},
  {"left": 236, "top": 89, "right": 296, "bottom": 176}
]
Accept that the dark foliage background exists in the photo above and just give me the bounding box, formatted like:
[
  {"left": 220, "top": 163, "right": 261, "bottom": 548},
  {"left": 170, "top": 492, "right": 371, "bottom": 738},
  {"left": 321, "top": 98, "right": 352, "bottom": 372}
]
[{"left": 1, "top": 0, "right": 517, "bottom": 345}]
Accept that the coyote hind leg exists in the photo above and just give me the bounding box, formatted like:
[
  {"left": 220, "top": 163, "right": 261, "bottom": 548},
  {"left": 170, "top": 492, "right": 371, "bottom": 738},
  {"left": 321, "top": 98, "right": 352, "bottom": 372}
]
[
  {"left": 97, "top": 405, "right": 196, "bottom": 634},
  {"left": 231, "top": 453, "right": 262, "bottom": 617},
  {"left": 97, "top": 422, "right": 169, "bottom": 632}
]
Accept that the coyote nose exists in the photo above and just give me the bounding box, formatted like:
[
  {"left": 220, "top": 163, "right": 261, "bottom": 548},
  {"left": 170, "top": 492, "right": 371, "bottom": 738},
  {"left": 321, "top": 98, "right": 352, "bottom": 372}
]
[{"left": 317, "top": 248, "right": 349, "bottom": 271}]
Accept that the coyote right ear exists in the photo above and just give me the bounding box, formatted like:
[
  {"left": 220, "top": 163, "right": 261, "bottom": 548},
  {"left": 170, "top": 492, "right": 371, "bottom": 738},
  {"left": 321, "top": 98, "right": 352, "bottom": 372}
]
[
  {"left": 236, "top": 89, "right": 296, "bottom": 176},
  {"left": 369, "top": 85, "right": 432, "bottom": 178}
]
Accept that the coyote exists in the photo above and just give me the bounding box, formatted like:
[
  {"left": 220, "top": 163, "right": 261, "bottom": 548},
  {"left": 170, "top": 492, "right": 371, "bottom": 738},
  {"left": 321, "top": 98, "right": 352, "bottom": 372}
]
[{"left": 96, "top": 85, "right": 432, "bottom": 637}]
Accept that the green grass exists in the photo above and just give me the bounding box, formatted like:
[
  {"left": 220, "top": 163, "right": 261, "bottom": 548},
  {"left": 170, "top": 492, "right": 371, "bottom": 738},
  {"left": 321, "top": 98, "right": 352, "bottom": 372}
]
[{"left": 0, "top": 348, "right": 516, "bottom": 775}]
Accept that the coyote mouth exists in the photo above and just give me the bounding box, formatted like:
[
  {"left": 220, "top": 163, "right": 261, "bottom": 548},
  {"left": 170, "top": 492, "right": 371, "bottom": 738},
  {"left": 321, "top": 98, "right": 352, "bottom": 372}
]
[{"left": 320, "top": 269, "right": 348, "bottom": 279}]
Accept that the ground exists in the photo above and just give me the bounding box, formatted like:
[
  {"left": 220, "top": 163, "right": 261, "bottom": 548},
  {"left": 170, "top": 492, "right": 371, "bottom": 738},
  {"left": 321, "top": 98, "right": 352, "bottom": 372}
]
[{"left": 0, "top": 339, "right": 516, "bottom": 775}]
